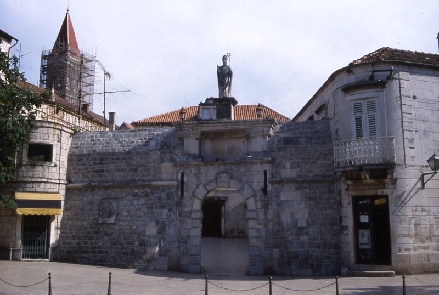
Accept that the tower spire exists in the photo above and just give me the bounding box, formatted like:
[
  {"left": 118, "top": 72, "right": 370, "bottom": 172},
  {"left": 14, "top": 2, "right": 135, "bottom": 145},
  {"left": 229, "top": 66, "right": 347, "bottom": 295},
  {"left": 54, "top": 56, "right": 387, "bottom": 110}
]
[{"left": 52, "top": 9, "right": 79, "bottom": 55}]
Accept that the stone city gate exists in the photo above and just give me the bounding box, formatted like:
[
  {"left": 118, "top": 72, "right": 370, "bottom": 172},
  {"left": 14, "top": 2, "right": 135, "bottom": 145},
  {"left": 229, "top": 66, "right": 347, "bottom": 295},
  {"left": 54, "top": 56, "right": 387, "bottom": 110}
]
[{"left": 187, "top": 171, "right": 262, "bottom": 274}]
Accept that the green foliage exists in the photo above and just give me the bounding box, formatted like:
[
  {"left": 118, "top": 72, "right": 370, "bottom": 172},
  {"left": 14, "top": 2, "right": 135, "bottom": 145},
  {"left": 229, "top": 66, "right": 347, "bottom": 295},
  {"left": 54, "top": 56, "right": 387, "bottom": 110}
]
[
  {"left": 0, "top": 195, "right": 17, "bottom": 209},
  {"left": 0, "top": 51, "right": 50, "bottom": 209}
]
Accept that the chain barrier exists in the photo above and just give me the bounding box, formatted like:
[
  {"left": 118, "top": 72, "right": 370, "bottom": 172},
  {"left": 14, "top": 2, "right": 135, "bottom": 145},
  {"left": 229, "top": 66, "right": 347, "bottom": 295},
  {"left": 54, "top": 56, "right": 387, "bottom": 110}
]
[
  {"left": 272, "top": 280, "right": 336, "bottom": 292},
  {"left": 0, "top": 276, "right": 48, "bottom": 288},
  {"left": 208, "top": 280, "right": 269, "bottom": 292}
]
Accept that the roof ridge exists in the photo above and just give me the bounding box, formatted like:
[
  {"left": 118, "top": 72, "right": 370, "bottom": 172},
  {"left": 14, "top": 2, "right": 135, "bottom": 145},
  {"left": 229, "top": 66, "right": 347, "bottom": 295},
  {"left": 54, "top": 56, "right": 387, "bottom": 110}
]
[
  {"left": 351, "top": 47, "right": 439, "bottom": 66},
  {"left": 132, "top": 104, "right": 290, "bottom": 126}
]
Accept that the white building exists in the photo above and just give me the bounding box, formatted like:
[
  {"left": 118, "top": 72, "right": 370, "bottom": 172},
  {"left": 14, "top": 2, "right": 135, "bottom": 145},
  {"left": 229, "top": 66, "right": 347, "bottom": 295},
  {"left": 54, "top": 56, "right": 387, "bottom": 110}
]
[
  {"left": 294, "top": 47, "right": 439, "bottom": 274},
  {"left": 0, "top": 29, "right": 18, "bottom": 56}
]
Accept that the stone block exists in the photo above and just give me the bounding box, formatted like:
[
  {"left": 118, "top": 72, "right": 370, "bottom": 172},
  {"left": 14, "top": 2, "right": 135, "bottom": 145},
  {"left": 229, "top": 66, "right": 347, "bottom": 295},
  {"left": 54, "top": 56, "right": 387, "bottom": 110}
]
[
  {"left": 280, "top": 191, "right": 294, "bottom": 201},
  {"left": 240, "top": 184, "right": 255, "bottom": 199},
  {"left": 189, "top": 255, "right": 201, "bottom": 264},
  {"left": 190, "top": 237, "right": 201, "bottom": 247},
  {"left": 248, "top": 228, "right": 260, "bottom": 238},
  {"left": 191, "top": 210, "right": 203, "bottom": 219},
  {"left": 161, "top": 163, "right": 176, "bottom": 174},
  {"left": 188, "top": 227, "right": 201, "bottom": 237},
  {"left": 188, "top": 246, "right": 200, "bottom": 255},
  {"left": 273, "top": 249, "right": 279, "bottom": 260},
  {"left": 294, "top": 209, "right": 308, "bottom": 219},
  {"left": 187, "top": 264, "right": 201, "bottom": 273},
  {"left": 192, "top": 219, "right": 201, "bottom": 228},
  {"left": 145, "top": 223, "right": 157, "bottom": 235},
  {"left": 192, "top": 198, "right": 202, "bottom": 211},
  {"left": 246, "top": 198, "right": 256, "bottom": 210},
  {"left": 205, "top": 179, "right": 217, "bottom": 191},
  {"left": 193, "top": 184, "right": 207, "bottom": 200},
  {"left": 230, "top": 179, "right": 242, "bottom": 191},
  {"left": 297, "top": 218, "right": 307, "bottom": 227},
  {"left": 246, "top": 210, "right": 258, "bottom": 220}
]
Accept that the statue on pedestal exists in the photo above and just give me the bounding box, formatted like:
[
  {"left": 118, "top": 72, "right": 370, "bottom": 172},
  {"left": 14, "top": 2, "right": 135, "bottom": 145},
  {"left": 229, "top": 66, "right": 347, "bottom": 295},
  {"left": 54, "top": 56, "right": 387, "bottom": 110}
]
[{"left": 217, "top": 54, "right": 233, "bottom": 98}]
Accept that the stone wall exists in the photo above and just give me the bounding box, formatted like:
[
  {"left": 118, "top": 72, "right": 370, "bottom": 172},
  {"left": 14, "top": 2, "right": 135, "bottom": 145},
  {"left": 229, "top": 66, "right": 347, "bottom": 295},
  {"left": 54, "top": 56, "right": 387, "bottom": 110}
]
[
  {"left": 0, "top": 209, "right": 18, "bottom": 259},
  {"left": 59, "top": 120, "right": 339, "bottom": 275},
  {"left": 268, "top": 121, "right": 339, "bottom": 275},
  {"left": 59, "top": 128, "right": 181, "bottom": 269}
]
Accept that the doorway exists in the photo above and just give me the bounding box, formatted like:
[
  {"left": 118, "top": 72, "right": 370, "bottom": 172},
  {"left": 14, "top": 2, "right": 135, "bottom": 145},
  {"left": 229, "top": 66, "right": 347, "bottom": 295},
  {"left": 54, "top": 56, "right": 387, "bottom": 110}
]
[
  {"left": 353, "top": 196, "right": 391, "bottom": 265},
  {"left": 21, "top": 215, "right": 50, "bottom": 259},
  {"left": 202, "top": 199, "right": 224, "bottom": 237}
]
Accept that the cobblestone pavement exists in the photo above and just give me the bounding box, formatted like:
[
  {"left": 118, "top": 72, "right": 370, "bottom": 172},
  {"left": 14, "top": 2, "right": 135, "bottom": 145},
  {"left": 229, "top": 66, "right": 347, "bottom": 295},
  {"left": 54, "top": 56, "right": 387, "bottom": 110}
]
[{"left": 0, "top": 260, "right": 439, "bottom": 295}]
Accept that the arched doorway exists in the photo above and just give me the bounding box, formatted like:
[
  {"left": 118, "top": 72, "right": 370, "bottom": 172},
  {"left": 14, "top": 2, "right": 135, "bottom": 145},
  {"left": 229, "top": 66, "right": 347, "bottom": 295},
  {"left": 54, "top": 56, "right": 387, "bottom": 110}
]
[{"left": 190, "top": 172, "right": 260, "bottom": 275}]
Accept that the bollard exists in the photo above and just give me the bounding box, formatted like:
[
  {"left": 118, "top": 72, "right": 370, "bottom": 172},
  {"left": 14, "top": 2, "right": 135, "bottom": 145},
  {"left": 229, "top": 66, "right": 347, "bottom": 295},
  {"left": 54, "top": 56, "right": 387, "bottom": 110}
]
[
  {"left": 107, "top": 272, "right": 112, "bottom": 295},
  {"left": 48, "top": 273, "right": 53, "bottom": 295},
  {"left": 335, "top": 276, "right": 339, "bottom": 295},
  {"left": 402, "top": 275, "right": 406, "bottom": 295},
  {"left": 205, "top": 275, "right": 208, "bottom": 295},
  {"left": 268, "top": 277, "right": 272, "bottom": 295}
]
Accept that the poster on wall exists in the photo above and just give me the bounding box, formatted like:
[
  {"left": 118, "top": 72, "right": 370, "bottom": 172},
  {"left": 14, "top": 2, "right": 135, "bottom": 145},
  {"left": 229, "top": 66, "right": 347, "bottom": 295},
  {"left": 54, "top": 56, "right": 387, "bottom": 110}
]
[
  {"left": 358, "top": 229, "right": 371, "bottom": 249},
  {"left": 359, "top": 214, "right": 369, "bottom": 223}
]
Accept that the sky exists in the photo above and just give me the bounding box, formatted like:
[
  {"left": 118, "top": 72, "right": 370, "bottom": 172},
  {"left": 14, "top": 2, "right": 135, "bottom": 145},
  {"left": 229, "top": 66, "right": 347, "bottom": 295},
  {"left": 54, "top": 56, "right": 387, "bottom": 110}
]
[{"left": 2, "top": 0, "right": 439, "bottom": 125}]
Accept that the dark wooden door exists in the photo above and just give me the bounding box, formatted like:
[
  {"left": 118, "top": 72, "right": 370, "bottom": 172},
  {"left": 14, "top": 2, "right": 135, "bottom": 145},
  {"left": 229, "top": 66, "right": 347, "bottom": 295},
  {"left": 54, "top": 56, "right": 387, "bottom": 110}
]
[{"left": 353, "top": 196, "right": 391, "bottom": 265}]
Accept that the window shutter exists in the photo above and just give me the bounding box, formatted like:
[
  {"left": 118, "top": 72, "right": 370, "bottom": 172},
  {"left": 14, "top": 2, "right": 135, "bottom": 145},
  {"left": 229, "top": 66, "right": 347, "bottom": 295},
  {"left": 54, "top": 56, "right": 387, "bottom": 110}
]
[
  {"left": 353, "top": 102, "right": 363, "bottom": 139},
  {"left": 366, "top": 100, "right": 377, "bottom": 138}
]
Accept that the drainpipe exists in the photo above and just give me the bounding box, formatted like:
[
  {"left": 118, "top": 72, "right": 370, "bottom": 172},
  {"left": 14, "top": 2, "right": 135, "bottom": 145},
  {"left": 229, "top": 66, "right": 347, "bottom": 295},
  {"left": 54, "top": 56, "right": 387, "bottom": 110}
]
[
  {"left": 109, "top": 112, "right": 116, "bottom": 132},
  {"left": 7, "top": 37, "right": 19, "bottom": 59}
]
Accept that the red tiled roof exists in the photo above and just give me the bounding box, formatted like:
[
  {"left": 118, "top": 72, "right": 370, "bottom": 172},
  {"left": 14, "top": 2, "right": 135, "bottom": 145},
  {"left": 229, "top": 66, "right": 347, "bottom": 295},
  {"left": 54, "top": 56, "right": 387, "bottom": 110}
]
[
  {"left": 293, "top": 47, "right": 439, "bottom": 121},
  {"left": 133, "top": 104, "right": 290, "bottom": 126},
  {"left": 118, "top": 122, "right": 135, "bottom": 130},
  {"left": 350, "top": 47, "right": 439, "bottom": 66},
  {"left": 53, "top": 10, "right": 79, "bottom": 55}
]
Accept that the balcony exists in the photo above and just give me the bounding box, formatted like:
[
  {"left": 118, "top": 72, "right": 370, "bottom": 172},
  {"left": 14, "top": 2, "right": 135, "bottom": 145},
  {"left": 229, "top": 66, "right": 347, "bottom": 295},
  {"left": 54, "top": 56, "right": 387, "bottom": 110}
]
[{"left": 334, "top": 137, "right": 395, "bottom": 168}]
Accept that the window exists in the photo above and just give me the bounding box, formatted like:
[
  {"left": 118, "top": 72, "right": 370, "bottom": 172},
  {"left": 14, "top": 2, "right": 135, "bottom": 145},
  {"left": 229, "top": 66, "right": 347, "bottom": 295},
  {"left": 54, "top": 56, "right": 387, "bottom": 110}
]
[
  {"left": 27, "top": 143, "right": 53, "bottom": 162},
  {"left": 352, "top": 99, "right": 377, "bottom": 139},
  {"left": 199, "top": 106, "right": 217, "bottom": 120}
]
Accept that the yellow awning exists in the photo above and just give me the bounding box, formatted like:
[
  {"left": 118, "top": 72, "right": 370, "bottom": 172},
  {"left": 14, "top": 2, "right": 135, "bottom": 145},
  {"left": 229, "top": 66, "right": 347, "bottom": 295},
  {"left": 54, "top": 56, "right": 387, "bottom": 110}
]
[{"left": 15, "top": 192, "right": 61, "bottom": 215}]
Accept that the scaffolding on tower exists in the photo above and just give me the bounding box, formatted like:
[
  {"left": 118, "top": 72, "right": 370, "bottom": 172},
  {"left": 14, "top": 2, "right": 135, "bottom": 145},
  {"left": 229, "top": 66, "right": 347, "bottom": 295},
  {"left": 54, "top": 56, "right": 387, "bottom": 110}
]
[{"left": 40, "top": 48, "right": 96, "bottom": 110}]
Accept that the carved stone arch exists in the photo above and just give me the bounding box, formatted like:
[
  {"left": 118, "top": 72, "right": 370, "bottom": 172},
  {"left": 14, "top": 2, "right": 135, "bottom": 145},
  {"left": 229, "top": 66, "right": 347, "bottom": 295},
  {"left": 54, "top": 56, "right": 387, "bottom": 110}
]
[{"left": 191, "top": 171, "right": 257, "bottom": 210}]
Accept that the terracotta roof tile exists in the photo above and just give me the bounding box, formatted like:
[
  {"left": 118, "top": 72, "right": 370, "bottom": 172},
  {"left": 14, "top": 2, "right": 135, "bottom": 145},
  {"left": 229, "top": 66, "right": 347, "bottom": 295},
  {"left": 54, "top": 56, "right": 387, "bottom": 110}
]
[
  {"left": 294, "top": 47, "right": 439, "bottom": 121},
  {"left": 350, "top": 47, "right": 439, "bottom": 66},
  {"left": 133, "top": 104, "right": 290, "bottom": 126},
  {"left": 118, "top": 122, "right": 135, "bottom": 130}
]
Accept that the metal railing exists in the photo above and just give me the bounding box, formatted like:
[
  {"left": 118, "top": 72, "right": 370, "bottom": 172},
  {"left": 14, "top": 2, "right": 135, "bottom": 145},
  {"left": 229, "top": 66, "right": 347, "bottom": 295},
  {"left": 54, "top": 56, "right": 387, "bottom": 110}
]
[{"left": 334, "top": 137, "right": 396, "bottom": 167}]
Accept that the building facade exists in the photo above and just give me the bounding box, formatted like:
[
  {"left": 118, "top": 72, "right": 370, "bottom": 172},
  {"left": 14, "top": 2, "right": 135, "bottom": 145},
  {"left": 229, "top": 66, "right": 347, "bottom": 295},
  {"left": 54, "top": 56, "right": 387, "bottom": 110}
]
[
  {"left": 0, "top": 19, "right": 107, "bottom": 261},
  {"left": 294, "top": 47, "right": 439, "bottom": 274},
  {"left": 57, "top": 98, "right": 340, "bottom": 275},
  {"left": 0, "top": 29, "right": 18, "bottom": 57},
  {"left": 0, "top": 83, "right": 107, "bottom": 261},
  {"left": 3, "top": 14, "right": 439, "bottom": 275}
]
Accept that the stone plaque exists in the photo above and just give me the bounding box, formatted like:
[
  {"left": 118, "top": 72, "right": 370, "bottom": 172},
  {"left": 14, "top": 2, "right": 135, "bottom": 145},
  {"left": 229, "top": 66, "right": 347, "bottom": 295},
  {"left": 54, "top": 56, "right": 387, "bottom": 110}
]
[{"left": 98, "top": 198, "right": 118, "bottom": 224}]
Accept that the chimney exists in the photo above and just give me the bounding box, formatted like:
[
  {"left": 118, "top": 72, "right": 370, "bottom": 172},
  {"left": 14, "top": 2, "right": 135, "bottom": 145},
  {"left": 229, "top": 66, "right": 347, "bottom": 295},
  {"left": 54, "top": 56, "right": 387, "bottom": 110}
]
[
  {"left": 81, "top": 103, "right": 90, "bottom": 113},
  {"left": 109, "top": 111, "right": 116, "bottom": 131}
]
